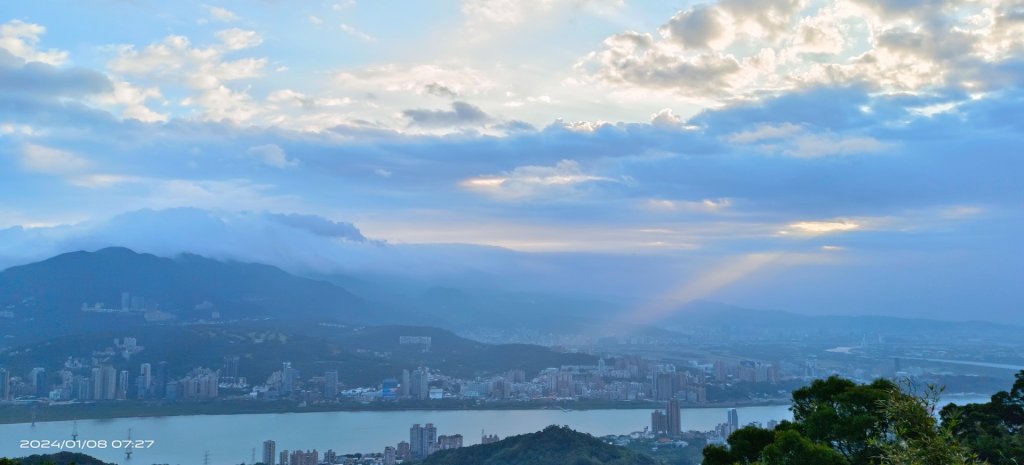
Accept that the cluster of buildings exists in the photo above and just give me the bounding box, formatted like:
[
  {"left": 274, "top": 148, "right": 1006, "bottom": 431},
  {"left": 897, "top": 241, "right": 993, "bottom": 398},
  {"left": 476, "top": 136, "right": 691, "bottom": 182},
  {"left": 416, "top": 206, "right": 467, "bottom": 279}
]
[
  {"left": 0, "top": 353, "right": 781, "bottom": 405},
  {"left": 259, "top": 423, "right": 476, "bottom": 465},
  {"left": 0, "top": 336, "right": 227, "bottom": 402}
]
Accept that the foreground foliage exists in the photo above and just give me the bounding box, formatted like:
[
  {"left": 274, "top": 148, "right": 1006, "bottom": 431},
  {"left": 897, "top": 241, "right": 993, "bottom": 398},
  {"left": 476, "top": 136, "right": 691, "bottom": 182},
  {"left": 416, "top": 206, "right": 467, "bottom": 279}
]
[
  {"left": 942, "top": 371, "right": 1024, "bottom": 465},
  {"left": 703, "top": 373, "right": 1018, "bottom": 465}
]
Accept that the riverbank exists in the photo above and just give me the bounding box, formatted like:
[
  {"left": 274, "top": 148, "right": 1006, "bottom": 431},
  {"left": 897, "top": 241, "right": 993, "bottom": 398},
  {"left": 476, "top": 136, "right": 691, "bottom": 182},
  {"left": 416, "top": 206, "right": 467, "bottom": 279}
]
[{"left": 0, "top": 398, "right": 792, "bottom": 425}]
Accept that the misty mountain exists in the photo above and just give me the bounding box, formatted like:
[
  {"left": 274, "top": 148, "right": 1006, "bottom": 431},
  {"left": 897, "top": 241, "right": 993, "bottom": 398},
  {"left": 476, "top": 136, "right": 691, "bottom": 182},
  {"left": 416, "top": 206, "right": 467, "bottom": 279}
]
[{"left": 0, "top": 247, "right": 372, "bottom": 346}]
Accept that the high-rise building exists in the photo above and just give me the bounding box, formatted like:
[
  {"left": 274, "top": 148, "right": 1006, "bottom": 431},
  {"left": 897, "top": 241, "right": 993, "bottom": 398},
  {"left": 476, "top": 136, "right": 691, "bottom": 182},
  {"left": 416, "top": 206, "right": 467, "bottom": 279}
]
[
  {"left": 410, "top": 424, "right": 425, "bottom": 458},
  {"left": 117, "top": 370, "right": 129, "bottom": 400},
  {"left": 152, "top": 361, "right": 167, "bottom": 398},
  {"left": 281, "top": 362, "right": 299, "bottom": 395},
  {"left": 140, "top": 363, "right": 152, "bottom": 392},
  {"left": 654, "top": 373, "right": 674, "bottom": 401},
  {"left": 323, "top": 370, "right": 338, "bottom": 399},
  {"left": 410, "top": 369, "right": 429, "bottom": 399},
  {"left": 262, "top": 440, "right": 276, "bottom": 465},
  {"left": 410, "top": 422, "right": 439, "bottom": 458},
  {"left": 437, "top": 434, "right": 463, "bottom": 450},
  {"left": 223, "top": 356, "right": 240, "bottom": 383},
  {"left": 400, "top": 369, "right": 411, "bottom": 397},
  {"left": 0, "top": 368, "right": 10, "bottom": 400},
  {"left": 396, "top": 441, "right": 411, "bottom": 461},
  {"left": 651, "top": 410, "right": 668, "bottom": 434},
  {"left": 278, "top": 450, "right": 288, "bottom": 465},
  {"left": 424, "top": 423, "right": 438, "bottom": 455},
  {"left": 727, "top": 408, "right": 739, "bottom": 434},
  {"left": 88, "top": 366, "right": 117, "bottom": 400},
  {"left": 30, "top": 368, "right": 47, "bottom": 398},
  {"left": 383, "top": 446, "right": 396, "bottom": 465},
  {"left": 667, "top": 398, "right": 682, "bottom": 437}
]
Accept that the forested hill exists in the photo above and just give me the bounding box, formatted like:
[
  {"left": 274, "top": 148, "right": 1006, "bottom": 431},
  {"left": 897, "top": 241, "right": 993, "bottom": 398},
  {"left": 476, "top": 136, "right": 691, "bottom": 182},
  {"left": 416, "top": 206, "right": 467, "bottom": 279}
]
[
  {"left": 0, "top": 452, "right": 116, "bottom": 465},
  {"left": 420, "top": 425, "right": 656, "bottom": 465}
]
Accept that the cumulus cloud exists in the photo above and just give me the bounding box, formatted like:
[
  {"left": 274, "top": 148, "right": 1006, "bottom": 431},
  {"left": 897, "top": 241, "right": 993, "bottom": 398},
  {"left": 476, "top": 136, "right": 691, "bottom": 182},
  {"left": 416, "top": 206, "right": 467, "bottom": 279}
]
[
  {"left": 659, "top": 5, "right": 735, "bottom": 50},
  {"left": 403, "top": 101, "right": 491, "bottom": 127},
  {"left": 246, "top": 144, "right": 299, "bottom": 168},
  {"left": 205, "top": 6, "right": 239, "bottom": 22},
  {"left": 93, "top": 80, "right": 167, "bottom": 122},
  {"left": 0, "top": 20, "right": 68, "bottom": 65},
  {"left": 216, "top": 28, "right": 263, "bottom": 51},
  {"left": 107, "top": 34, "right": 266, "bottom": 122},
  {"left": 577, "top": 32, "right": 743, "bottom": 96},
  {"left": 650, "top": 108, "right": 683, "bottom": 127},
  {"left": 578, "top": 0, "right": 1024, "bottom": 104}
]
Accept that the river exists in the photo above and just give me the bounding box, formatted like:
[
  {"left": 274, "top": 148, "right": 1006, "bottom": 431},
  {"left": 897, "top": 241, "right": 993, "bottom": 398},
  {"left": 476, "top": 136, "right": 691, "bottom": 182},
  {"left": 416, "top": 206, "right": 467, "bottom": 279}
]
[{"left": 0, "top": 398, "right": 990, "bottom": 465}]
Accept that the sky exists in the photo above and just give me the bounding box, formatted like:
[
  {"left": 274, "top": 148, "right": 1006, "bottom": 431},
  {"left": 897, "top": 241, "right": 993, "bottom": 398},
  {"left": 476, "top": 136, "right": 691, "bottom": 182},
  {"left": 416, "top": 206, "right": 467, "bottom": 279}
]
[{"left": 1, "top": 0, "right": 1023, "bottom": 323}]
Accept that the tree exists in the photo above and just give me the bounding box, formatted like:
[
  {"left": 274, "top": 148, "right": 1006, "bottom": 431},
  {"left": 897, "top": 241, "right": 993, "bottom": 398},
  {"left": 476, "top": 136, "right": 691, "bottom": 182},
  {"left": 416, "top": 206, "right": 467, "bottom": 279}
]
[
  {"left": 791, "top": 377, "right": 898, "bottom": 464},
  {"left": 872, "top": 383, "right": 986, "bottom": 465},
  {"left": 760, "top": 430, "right": 848, "bottom": 465},
  {"left": 702, "top": 426, "right": 777, "bottom": 465},
  {"left": 941, "top": 370, "right": 1024, "bottom": 464}
]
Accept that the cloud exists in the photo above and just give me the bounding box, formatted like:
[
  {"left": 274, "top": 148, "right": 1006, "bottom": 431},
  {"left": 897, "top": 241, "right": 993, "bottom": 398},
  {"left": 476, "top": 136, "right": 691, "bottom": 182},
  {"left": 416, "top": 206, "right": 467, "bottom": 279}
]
[
  {"left": 784, "top": 219, "right": 860, "bottom": 234},
  {"left": 0, "top": 50, "right": 112, "bottom": 97},
  {"left": 725, "top": 122, "right": 889, "bottom": 157},
  {"left": 246, "top": 144, "right": 299, "bottom": 168},
  {"left": 645, "top": 198, "right": 731, "bottom": 213},
  {"left": 20, "top": 143, "right": 92, "bottom": 174},
  {"left": 659, "top": 5, "right": 735, "bottom": 50},
  {"left": 650, "top": 108, "right": 683, "bottom": 128},
  {"left": 334, "top": 64, "right": 495, "bottom": 97},
  {"left": 205, "top": 6, "right": 239, "bottom": 22},
  {"left": 726, "top": 123, "right": 803, "bottom": 143},
  {"left": 460, "top": 0, "right": 625, "bottom": 33},
  {"left": 0, "top": 20, "right": 68, "bottom": 65},
  {"left": 577, "top": 0, "right": 1024, "bottom": 104},
  {"left": 424, "top": 82, "right": 459, "bottom": 99},
  {"left": 93, "top": 80, "right": 167, "bottom": 123},
  {"left": 460, "top": 159, "right": 612, "bottom": 200},
  {"left": 781, "top": 132, "right": 888, "bottom": 157},
  {"left": 266, "top": 213, "right": 368, "bottom": 241},
  {"left": 340, "top": 24, "right": 375, "bottom": 42},
  {"left": 577, "top": 32, "right": 743, "bottom": 96},
  {"left": 403, "top": 101, "right": 491, "bottom": 127},
  {"left": 216, "top": 28, "right": 263, "bottom": 51},
  {"left": 107, "top": 34, "right": 267, "bottom": 122}
]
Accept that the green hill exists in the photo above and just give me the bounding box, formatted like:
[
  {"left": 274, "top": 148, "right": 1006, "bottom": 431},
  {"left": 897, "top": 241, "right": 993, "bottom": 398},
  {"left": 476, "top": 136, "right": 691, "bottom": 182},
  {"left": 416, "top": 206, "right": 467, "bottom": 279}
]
[
  {"left": 1, "top": 452, "right": 114, "bottom": 465},
  {"left": 420, "top": 425, "right": 656, "bottom": 465}
]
